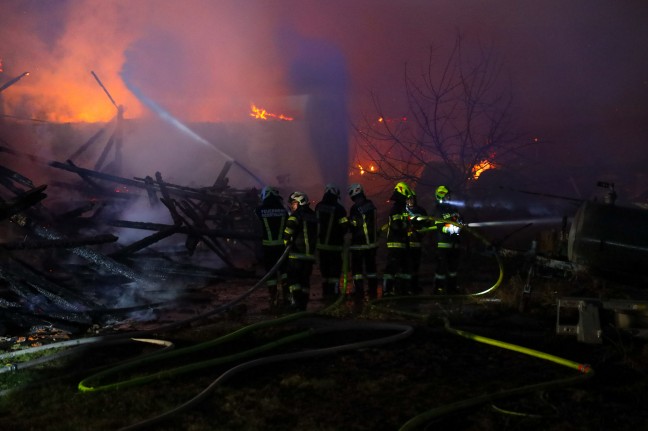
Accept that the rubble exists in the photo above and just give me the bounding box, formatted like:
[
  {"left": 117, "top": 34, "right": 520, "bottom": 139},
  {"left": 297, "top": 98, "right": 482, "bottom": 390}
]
[{"left": 0, "top": 138, "right": 262, "bottom": 338}]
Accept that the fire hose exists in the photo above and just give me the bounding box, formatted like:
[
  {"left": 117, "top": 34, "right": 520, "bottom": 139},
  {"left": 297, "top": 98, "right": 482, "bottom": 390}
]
[
  {"left": 397, "top": 318, "right": 594, "bottom": 431},
  {"left": 115, "top": 320, "right": 413, "bottom": 431},
  {"left": 362, "top": 219, "right": 595, "bottom": 429},
  {"left": 369, "top": 217, "right": 505, "bottom": 322},
  {"left": 1, "top": 229, "right": 595, "bottom": 430}
]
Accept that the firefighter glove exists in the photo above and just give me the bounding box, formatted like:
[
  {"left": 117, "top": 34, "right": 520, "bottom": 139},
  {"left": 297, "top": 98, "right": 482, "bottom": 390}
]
[{"left": 442, "top": 223, "right": 460, "bottom": 235}]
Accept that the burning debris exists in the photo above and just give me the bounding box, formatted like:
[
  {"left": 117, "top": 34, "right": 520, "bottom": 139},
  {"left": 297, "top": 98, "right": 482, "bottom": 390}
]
[{"left": 0, "top": 131, "right": 263, "bottom": 338}]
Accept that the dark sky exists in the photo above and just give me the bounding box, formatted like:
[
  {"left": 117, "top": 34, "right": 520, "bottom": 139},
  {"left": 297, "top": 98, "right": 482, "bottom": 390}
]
[
  {"left": 2, "top": 0, "right": 647, "bottom": 121},
  {"left": 1, "top": 0, "right": 647, "bottom": 197}
]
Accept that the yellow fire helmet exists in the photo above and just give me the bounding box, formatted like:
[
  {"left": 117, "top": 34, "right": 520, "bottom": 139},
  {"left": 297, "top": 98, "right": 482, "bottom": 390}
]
[
  {"left": 394, "top": 182, "right": 413, "bottom": 199},
  {"left": 435, "top": 185, "right": 449, "bottom": 201}
]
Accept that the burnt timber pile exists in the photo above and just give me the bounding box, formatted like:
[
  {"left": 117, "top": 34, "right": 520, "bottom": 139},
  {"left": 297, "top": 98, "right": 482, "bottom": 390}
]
[{"left": 0, "top": 127, "right": 262, "bottom": 338}]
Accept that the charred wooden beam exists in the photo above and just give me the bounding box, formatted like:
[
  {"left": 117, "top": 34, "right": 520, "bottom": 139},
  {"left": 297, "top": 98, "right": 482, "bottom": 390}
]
[
  {"left": 49, "top": 161, "right": 235, "bottom": 202},
  {"left": 30, "top": 224, "right": 152, "bottom": 285},
  {"left": 67, "top": 126, "right": 108, "bottom": 162},
  {"left": 62, "top": 160, "right": 109, "bottom": 194},
  {"left": 0, "top": 164, "right": 35, "bottom": 188},
  {"left": 178, "top": 199, "right": 209, "bottom": 255},
  {"left": 0, "top": 72, "right": 30, "bottom": 93},
  {"left": 94, "top": 134, "right": 115, "bottom": 171},
  {"left": 143, "top": 175, "right": 158, "bottom": 206},
  {"left": 155, "top": 171, "right": 183, "bottom": 225},
  {"left": 107, "top": 220, "right": 260, "bottom": 240},
  {"left": 0, "top": 262, "right": 93, "bottom": 314},
  {"left": 49, "top": 160, "right": 143, "bottom": 188},
  {"left": 108, "top": 225, "right": 179, "bottom": 258},
  {"left": 0, "top": 185, "right": 47, "bottom": 221},
  {"left": 55, "top": 202, "right": 96, "bottom": 220},
  {"left": 1, "top": 234, "right": 117, "bottom": 250}
]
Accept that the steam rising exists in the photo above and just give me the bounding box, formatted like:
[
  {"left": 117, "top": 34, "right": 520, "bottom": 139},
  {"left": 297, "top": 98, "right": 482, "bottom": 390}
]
[{"left": 1, "top": 0, "right": 647, "bottom": 198}]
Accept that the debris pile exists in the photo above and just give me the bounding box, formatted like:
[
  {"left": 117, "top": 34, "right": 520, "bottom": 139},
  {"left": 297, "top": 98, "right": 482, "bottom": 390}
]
[{"left": 0, "top": 139, "right": 262, "bottom": 338}]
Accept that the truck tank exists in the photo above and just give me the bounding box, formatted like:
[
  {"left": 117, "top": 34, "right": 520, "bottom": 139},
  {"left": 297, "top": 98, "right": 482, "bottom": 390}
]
[{"left": 568, "top": 201, "right": 648, "bottom": 275}]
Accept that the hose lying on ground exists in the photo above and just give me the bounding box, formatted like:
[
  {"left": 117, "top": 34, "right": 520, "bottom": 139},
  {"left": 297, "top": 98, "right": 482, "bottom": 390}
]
[
  {"left": 116, "top": 320, "right": 414, "bottom": 431},
  {"left": 398, "top": 318, "right": 594, "bottom": 431}
]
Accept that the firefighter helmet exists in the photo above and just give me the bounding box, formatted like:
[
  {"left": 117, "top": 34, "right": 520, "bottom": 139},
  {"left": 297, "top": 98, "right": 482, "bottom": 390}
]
[
  {"left": 348, "top": 183, "right": 364, "bottom": 198},
  {"left": 435, "top": 185, "right": 449, "bottom": 201},
  {"left": 260, "top": 186, "right": 280, "bottom": 201},
  {"left": 325, "top": 183, "right": 341, "bottom": 197},
  {"left": 289, "top": 191, "right": 309, "bottom": 206},
  {"left": 394, "top": 182, "right": 413, "bottom": 199}
]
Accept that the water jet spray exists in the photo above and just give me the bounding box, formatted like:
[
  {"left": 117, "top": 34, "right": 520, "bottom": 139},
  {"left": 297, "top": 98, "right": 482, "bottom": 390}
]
[{"left": 121, "top": 75, "right": 265, "bottom": 187}]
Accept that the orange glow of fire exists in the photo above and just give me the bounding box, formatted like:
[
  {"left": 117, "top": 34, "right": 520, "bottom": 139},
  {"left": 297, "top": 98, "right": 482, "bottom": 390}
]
[
  {"left": 377, "top": 116, "right": 407, "bottom": 124},
  {"left": 250, "top": 104, "right": 293, "bottom": 121},
  {"left": 357, "top": 163, "right": 377, "bottom": 175},
  {"left": 1, "top": 72, "right": 139, "bottom": 123},
  {"left": 471, "top": 159, "right": 496, "bottom": 180}
]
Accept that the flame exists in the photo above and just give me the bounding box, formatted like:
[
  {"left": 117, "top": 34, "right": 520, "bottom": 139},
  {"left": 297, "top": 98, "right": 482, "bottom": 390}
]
[
  {"left": 250, "top": 103, "right": 293, "bottom": 121},
  {"left": 471, "top": 158, "right": 496, "bottom": 180},
  {"left": 356, "top": 163, "right": 377, "bottom": 176},
  {"left": 377, "top": 116, "right": 407, "bottom": 124}
]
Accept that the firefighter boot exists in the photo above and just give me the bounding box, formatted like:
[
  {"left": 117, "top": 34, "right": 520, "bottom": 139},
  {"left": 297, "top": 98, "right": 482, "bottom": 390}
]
[
  {"left": 268, "top": 285, "right": 279, "bottom": 311},
  {"left": 367, "top": 278, "right": 378, "bottom": 300},
  {"left": 433, "top": 275, "right": 446, "bottom": 295},
  {"left": 447, "top": 276, "right": 459, "bottom": 295},
  {"left": 353, "top": 283, "right": 365, "bottom": 312},
  {"left": 297, "top": 289, "right": 310, "bottom": 311},
  {"left": 382, "top": 277, "right": 394, "bottom": 297},
  {"left": 322, "top": 282, "right": 333, "bottom": 302}
]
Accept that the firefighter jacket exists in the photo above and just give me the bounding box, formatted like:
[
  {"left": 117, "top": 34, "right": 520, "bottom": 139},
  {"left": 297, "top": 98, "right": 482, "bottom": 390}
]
[
  {"left": 406, "top": 203, "right": 428, "bottom": 248},
  {"left": 348, "top": 196, "right": 378, "bottom": 250},
  {"left": 255, "top": 196, "right": 288, "bottom": 247},
  {"left": 315, "top": 193, "right": 349, "bottom": 252},
  {"left": 284, "top": 205, "right": 318, "bottom": 261},
  {"left": 432, "top": 201, "right": 463, "bottom": 249},
  {"left": 386, "top": 200, "right": 410, "bottom": 249}
]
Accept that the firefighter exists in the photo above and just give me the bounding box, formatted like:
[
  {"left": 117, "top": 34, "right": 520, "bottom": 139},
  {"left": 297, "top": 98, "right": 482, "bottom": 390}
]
[
  {"left": 406, "top": 190, "right": 428, "bottom": 295},
  {"left": 383, "top": 181, "right": 413, "bottom": 296},
  {"left": 347, "top": 183, "right": 379, "bottom": 304},
  {"left": 315, "top": 184, "right": 348, "bottom": 302},
  {"left": 254, "top": 186, "right": 288, "bottom": 309},
  {"left": 431, "top": 185, "right": 463, "bottom": 294},
  {"left": 283, "top": 191, "right": 318, "bottom": 310}
]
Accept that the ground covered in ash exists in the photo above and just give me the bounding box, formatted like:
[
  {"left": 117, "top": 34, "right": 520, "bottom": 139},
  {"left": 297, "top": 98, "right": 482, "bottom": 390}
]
[{"left": 0, "top": 258, "right": 647, "bottom": 431}]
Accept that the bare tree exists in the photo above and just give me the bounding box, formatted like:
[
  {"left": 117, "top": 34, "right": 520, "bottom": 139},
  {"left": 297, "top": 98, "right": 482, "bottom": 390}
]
[{"left": 354, "top": 35, "right": 529, "bottom": 195}]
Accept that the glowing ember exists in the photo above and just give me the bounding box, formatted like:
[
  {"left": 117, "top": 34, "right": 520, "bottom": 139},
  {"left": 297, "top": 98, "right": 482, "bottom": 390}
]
[
  {"left": 377, "top": 116, "right": 407, "bottom": 123},
  {"left": 250, "top": 104, "right": 293, "bottom": 121},
  {"left": 471, "top": 159, "right": 496, "bottom": 180},
  {"left": 356, "top": 163, "right": 377, "bottom": 175}
]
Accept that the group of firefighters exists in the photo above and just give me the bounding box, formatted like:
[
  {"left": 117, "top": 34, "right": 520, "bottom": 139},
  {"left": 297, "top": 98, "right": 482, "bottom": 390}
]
[{"left": 254, "top": 181, "right": 463, "bottom": 311}]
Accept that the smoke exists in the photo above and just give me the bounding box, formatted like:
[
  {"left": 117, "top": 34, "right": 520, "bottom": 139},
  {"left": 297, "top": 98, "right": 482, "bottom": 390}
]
[{"left": 1, "top": 0, "right": 647, "bottom": 198}]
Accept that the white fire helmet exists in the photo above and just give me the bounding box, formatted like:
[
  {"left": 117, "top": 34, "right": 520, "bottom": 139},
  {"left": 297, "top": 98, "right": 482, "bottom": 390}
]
[
  {"left": 348, "top": 183, "right": 364, "bottom": 198},
  {"left": 325, "top": 183, "right": 341, "bottom": 197},
  {"left": 289, "top": 191, "right": 309, "bottom": 206},
  {"left": 261, "top": 186, "right": 280, "bottom": 201}
]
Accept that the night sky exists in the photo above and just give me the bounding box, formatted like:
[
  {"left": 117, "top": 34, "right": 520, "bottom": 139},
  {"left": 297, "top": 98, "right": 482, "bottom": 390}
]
[{"left": 1, "top": 0, "right": 647, "bottom": 200}]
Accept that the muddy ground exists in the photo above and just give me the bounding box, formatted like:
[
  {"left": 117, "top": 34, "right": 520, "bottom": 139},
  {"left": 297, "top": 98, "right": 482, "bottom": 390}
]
[{"left": 1, "top": 252, "right": 647, "bottom": 431}]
